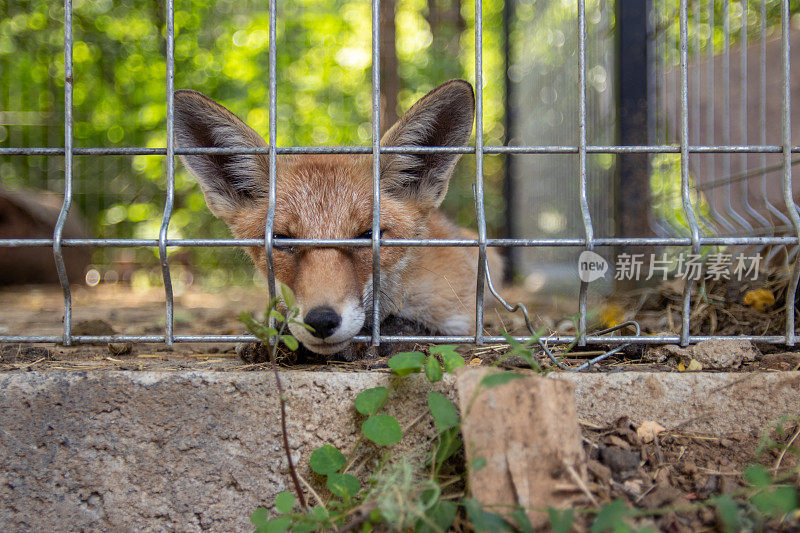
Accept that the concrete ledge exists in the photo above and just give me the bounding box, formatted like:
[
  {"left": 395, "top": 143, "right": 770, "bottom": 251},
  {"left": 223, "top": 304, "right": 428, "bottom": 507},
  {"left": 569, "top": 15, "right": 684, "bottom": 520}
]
[{"left": 1, "top": 370, "right": 798, "bottom": 531}]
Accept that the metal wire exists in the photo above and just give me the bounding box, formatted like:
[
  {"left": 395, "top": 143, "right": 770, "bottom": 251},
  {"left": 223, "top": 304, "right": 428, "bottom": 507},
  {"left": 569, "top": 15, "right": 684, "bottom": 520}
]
[
  {"left": 473, "top": 0, "right": 487, "bottom": 345},
  {"left": 264, "top": 0, "right": 278, "bottom": 306},
  {"left": 0, "top": 333, "right": 790, "bottom": 345},
  {"left": 52, "top": 0, "right": 74, "bottom": 346},
  {"left": 678, "top": 0, "right": 700, "bottom": 347},
  {"left": 371, "top": 0, "right": 381, "bottom": 347},
  {"left": 576, "top": 0, "right": 591, "bottom": 347},
  {"left": 159, "top": 0, "right": 176, "bottom": 346},
  {"left": 6, "top": 144, "right": 800, "bottom": 156},
  {"left": 781, "top": 0, "right": 800, "bottom": 345}
]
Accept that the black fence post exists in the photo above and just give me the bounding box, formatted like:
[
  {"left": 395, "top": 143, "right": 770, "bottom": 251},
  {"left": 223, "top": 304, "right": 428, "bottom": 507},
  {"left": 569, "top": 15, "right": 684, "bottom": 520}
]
[{"left": 615, "top": 0, "right": 652, "bottom": 248}]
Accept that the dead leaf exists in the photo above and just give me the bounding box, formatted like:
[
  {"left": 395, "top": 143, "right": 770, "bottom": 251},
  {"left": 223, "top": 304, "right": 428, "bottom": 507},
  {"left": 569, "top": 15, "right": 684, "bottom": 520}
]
[
  {"left": 687, "top": 359, "right": 702, "bottom": 371},
  {"left": 743, "top": 289, "right": 776, "bottom": 313},
  {"left": 599, "top": 303, "right": 625, "bottom": 328},
  {"left": 679, "top": 359, "right": 703, "bottom": 371},
  {"left": 637, "top": 420, "right": 666, "bottom": 443}
]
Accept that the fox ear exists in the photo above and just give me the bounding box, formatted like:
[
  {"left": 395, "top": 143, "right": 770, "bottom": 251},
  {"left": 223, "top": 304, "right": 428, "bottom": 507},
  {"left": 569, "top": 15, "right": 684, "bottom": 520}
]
[
  {"left": 380, "top": 79, "right": 475, "bottom": 208},
  {"left": 173, "top": 90, "right": 268, "bottom": 219}
]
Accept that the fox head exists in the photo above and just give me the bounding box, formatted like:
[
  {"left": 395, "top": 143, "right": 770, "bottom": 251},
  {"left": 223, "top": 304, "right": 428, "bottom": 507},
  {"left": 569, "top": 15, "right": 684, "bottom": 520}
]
[{"left": 174, "top": 80, "right": 475, "bottom": 354}]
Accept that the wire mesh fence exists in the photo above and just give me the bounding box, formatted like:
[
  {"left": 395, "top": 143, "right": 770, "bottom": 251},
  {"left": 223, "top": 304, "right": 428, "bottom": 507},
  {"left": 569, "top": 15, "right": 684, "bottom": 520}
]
[{"left": 0, "top": 0, "right": 799, "bottom": 357}]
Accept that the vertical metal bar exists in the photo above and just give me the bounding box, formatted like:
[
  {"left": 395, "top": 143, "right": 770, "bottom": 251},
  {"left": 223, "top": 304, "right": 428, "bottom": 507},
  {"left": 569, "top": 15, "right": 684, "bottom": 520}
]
[
  {"left": 692, "top": 0, "right": 700, "bottom": 147},
  {"left": 264, "top": 0, "right": 278, "bottom": 303},
  {"left": 54, "top": 0, "right": 74, "bottom": 346},
  {"left": 740, "top": 2, "right": 769, "bottom": 229},
  {"left": 371, "top": 0, "right": 381, "bottom": 346},
  {"left": 679, "top": 0, "right": 700, "bottom": 346},
  {"left": 501, "top": 0, "right": 515, "bottom": 283},
  {"left": 158, "top": 0, "right": 176, "bottom": 346},
  {"left": 781, "top": 0, "right": 800, "bottom": 345},
  {"left": 722, "top": 0, "right": 752, "bottom": 231},
  {"left": 577, "top": 0, "right": 591, "bottom": 346},
  {"left": 473, "top": 0, "right": 486, "bottom": 345},
  {"left": 646, "top": 0, "right": 669, "bottom": 237},
  {"left": 705, "top": 0, "right": 724, "bottom": 233},
  {"left": 691, "top": 0, "right": 714, "bottom": 235},
  {"left": 762, "top": 0, "right": 790, "bottom": 230},
  {"left": 705, "top": 0, "right": 734, "bottom": 234}
]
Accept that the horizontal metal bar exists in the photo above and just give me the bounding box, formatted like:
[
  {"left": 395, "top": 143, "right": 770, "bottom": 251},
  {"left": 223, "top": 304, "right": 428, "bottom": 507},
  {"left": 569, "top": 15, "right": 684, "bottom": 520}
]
[
  {"left": 3, "top": 145, "right": 800, "bottom": 156},
  {"left": 1, "top": 236, "right": 799, "bottom": 248},
  {"left": 0, "top": 334, "right": 791, "bottom": 345},
  {"left": 696, "top": 157, "right": 800, "bottom": 191}
]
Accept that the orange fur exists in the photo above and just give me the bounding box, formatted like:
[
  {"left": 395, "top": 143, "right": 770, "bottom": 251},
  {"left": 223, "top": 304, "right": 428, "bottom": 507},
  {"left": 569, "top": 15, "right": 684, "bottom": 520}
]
[{"left": 174, "top": 80, "right": 502, "bottom": 355}]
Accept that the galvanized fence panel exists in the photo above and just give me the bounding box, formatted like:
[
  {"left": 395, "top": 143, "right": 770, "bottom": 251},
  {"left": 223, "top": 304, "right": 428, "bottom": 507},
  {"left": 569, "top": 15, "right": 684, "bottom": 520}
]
[{"left": 0, "top": 0, "right": 798, "bottom": 356}]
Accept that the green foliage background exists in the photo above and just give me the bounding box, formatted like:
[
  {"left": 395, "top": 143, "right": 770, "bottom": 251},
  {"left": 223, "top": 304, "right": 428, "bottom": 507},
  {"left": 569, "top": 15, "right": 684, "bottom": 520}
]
[
  {"left": 0, "top": 0, "right": 507, "bottom": 285},
  {"left": 1, "top": 0, "right": 797, "bottom": 286}
]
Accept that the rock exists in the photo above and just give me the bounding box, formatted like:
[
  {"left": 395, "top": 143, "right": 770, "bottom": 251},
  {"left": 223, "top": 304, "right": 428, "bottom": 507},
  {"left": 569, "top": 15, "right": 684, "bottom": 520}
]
[
  {"left": 599, "top": 446, "right": 640, "bottom": 480},
  {"left": 235, "top": 342, "right": 268, "bottom": 363},
  {"left": 456, "top": 368, "right": 588, "bottom": 528},
  {"left": 0, "top": 371, "right": 453, "bottom": 532},
  {"left": 587, "top": 459, "right": 613, "bottom": 485},
  {"left": 640, "top": 482, "right": 684, "bottom": 509},
  {"left": 107, "top": 342, "right": 133, "bottom": 356},
  {"left": 643, "top": 344, "right": 690, "bottom": 363},
  {"left": 691, "top": 339, "right": 758, "bottom": 369},
  {"left": 760, "top": 352, "right": 800, "bottom": 370}
]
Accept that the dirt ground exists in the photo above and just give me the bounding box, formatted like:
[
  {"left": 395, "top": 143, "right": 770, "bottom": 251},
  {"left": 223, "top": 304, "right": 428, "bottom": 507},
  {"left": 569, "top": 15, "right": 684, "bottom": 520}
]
[{"left": 1, "top": 283, "right": 799, "bottom": 531}]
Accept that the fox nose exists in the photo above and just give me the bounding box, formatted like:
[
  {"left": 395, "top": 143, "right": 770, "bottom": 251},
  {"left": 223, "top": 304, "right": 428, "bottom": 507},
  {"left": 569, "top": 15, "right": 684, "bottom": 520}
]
[{"left": 304, "top": 306, "right": 341, "bottom": 339}]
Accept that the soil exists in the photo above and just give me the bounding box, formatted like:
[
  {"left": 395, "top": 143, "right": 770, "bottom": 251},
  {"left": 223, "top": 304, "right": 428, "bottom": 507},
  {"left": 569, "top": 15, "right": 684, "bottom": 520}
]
[
  {"left": 577, "top": 416, "right": 800, "bottom": 532},
  {"left": 1, "top": 283, "right": 799, "bottom": 531}
]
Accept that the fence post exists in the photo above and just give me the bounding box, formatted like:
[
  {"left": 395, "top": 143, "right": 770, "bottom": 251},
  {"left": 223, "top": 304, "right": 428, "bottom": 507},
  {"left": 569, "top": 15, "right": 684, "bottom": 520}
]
[{"left": 615, "top": 0, "right": 652, "bottom": 251}]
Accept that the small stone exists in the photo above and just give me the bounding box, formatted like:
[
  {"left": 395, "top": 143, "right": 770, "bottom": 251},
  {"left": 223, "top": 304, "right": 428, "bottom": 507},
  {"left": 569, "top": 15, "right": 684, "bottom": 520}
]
[
  {"left": 600, "top": 446, "right": 640, "bottom": 480},
  {"left": 690, "top": 339, "right": 759, "bottom": 370},
  {"left": 587, "top": 459, "right": 613, "bottom": 485},
  {"left": 643, "top": 344, "right": 690, "bottom": 363},
  {"left": 236, "top": 342, "right": 268, "bottom": 364},
  {"left": 640, "top": 483, "right": 683, "bottom": 509},
  {"left": 108, "top": 342, "right": 133, "bottom": 356},
  {"left": 602, "top": 434, "right": 631, "bottom": 449},
  {"left": 622, "top": 478, "right": 644, "bottom": 496},
  {"left": 761, "top": 352, "right": 800, "bottom": 370}
]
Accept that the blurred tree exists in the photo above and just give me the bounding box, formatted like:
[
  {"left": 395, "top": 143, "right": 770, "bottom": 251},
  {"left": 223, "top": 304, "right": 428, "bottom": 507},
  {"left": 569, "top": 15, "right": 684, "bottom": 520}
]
[
  {"left": 2, "top": 0, "right": 787, "bottom": 284},
  {"left": 380, "top": 0, "right": 399, "bottom": 132}
]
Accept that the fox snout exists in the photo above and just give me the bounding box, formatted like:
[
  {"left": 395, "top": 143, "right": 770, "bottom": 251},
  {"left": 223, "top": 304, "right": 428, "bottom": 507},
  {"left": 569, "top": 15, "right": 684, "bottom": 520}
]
[
  {"left": 288, "top": 299, "right": 366, "bottom": 355},
  {"left": 304, "top": 307, "right": 340, "bottom": 339}
]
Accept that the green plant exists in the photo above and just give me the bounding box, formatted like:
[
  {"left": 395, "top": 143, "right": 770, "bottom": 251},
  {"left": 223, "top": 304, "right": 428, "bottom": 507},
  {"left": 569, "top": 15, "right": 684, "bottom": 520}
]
[
  {"left": 242, "top": 312, "right": 800, "bottom": 532},
  {"left": 239, "top": 283, "right": 314, "bottom": 511}
]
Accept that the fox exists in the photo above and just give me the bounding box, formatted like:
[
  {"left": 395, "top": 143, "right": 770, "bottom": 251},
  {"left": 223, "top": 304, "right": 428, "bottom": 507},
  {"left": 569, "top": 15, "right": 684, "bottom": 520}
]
[{"left": 173, "top": 79, "right": 502, "bottom": 359}]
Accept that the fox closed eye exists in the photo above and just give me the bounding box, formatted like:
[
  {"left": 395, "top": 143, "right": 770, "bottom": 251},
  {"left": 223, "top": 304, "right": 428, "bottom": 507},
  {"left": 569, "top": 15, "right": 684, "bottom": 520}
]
[
  {"left": 271, "top": 233, "right": 295, "bottom": 253},
  {"left": 356, "top": 229, "right": 385, "bottom": 240}
]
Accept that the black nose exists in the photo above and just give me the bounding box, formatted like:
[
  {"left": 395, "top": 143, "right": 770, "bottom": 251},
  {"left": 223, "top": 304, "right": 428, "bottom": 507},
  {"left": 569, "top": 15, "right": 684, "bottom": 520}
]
[{"left": 304, "top": 306, "right": 341, "bottom": 339}]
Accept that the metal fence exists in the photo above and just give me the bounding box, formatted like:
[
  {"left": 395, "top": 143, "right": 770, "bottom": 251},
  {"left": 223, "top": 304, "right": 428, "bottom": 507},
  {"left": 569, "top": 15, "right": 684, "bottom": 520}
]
[{"left": 1, "top": 0, "right": 799, "bottom": 358}]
